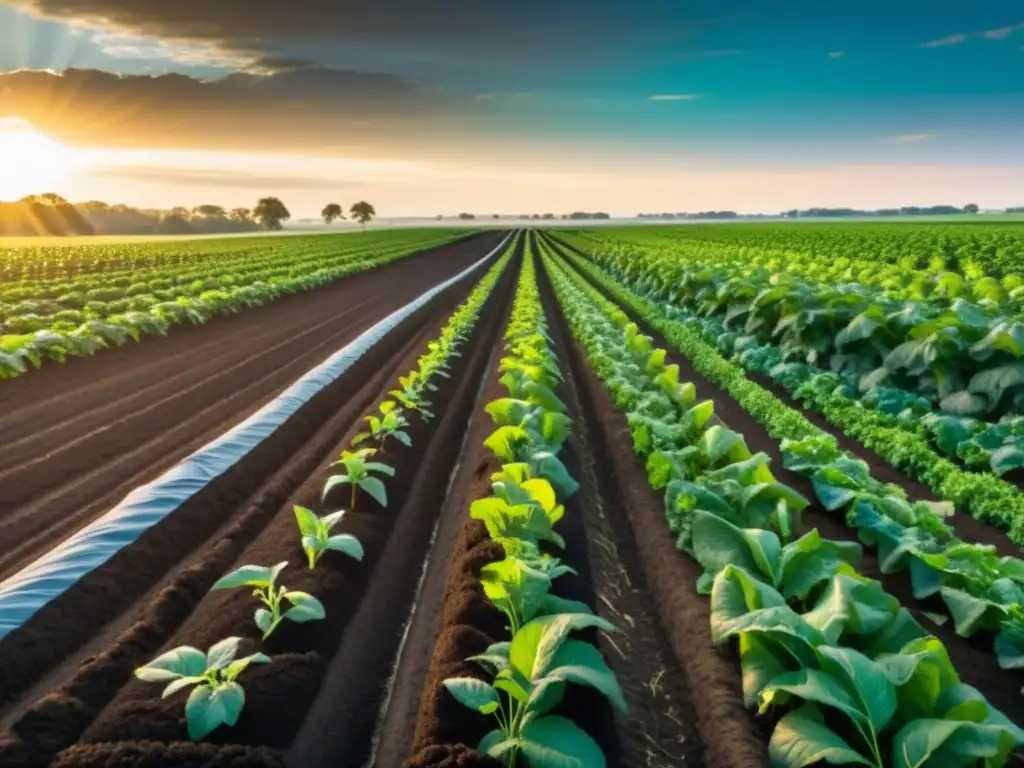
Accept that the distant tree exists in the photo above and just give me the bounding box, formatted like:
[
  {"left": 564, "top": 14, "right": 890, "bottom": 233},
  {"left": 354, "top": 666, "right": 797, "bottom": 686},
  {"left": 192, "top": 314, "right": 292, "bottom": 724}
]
[
  {"left": 193, "top": 204, "right": 227, "bottom": 219},
  {"left": 157, "top": 214, "right": 193, "bottom": 235},
  {"left": 349, "top": 201, "right": 376, "bottom": 228},
  {"left": 322, "top": 203, "right": 344, "bottom": 224},
  {"left": 230, "top": 207, "right": 253, "bottom": 223},
  {"left": 542, "top": 213, "right": 555, "bottom": 220},
  {"left": 254, "top": 197, "right": 291, "bottom": 230},
  {"left": 435, "top": 214, "right": 445, "bottom": 220},
  {"left": 492, "top": 213, "right": 500, "bottom": 219},
  {"left": 458, "top": 212, "right": 476, "bottom": 220},
  {"left": 963, "top": 203, "right": 980, "bottom": 214},
  {"left": 82, "top": 200, "right": 110, "bottom": 212},
  {"left": 169, "top": 206, "right": 192, "bottom": 220}
]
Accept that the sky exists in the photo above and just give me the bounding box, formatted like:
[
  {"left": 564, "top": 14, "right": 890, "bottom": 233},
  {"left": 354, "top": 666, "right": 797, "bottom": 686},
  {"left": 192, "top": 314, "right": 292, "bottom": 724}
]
[{"left": 0, "top": 0, "right": 1021, "bottom": 216}]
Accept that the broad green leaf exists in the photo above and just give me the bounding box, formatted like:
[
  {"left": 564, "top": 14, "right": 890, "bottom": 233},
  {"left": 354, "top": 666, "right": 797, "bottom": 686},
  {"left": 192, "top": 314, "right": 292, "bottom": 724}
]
[
  {"left": 255, "top": 608, "right": 274, "bottom": 633},
  {"left": 486, "top": 397, "right": 535, "bottom": 426},
  {"left": 891, "top": 718, "right": 1018, "bottom": 768},
  {"left": 510, "top": 614, "right": 613, "bottom": 682},
  {"left": 803, "top": 575, "right": 900, "bottom": 644},
  {"left": 293, "top": 505, "right": 320, "bottom": 536},
  {"left": 206, "top": 637, "right": 241, "bottom": 670},
  {"left": 875, "top": 637, "right": 957, "bottom": 721},
  {"left": 211, "top": 563, "right": 281, "bottom": 590},
  {"left": 283, "top": 592, "right": 326, "bottom": 622},
  {"left": 708, "top": 565, "right": 789, "bottom": 642},
  {"left": 547, "top": 639, "right": 628, "bottom": 713},
  {"left": 759, "top": 667, "right": 863, "bottom": 724},
  {"left": 939, "top": 586, "right": 1004, "bottom": 636},
  {"left": 737, "top": 632, "right": 791, "bottom": 707},
  {"left": 769, "top": 704, "right": 874, "bottom": 767},
  {"left": 779, "top": 530, "right": 862, "bottom": 600},
  {"left": 322, "top": 473, "right": 352, "bottom": 498},
  {"left": 816, "top": 646, "right": 897, "bottom": 735},
  {"left": 443, "top": 676, "right": 501, "bottom": 714},
  {"left": 484, "top": 425, "right": 530, "bottom": 461},
  {"left": 325, "top": 534, "right": 364, "bottom": 560},
  {"left": 479, "top": 730, "right": 520, "bottom": 758},
  {"left": 359, "top": 476, "right": 388, "bottom": 507},
  {"left": 185, "top": 681, "right": 245, "bottom": 739},
  {"left": 363, "top": 461, "right": 396, "bottom": 477},
  {"left": 135, "top": 645, "right": 207, "bottom": 682},
  {"left": 691, "top": 510, "right": 781, "bottom": 585},
  {"left": 161, "top": 675, "right": 204, "bottom": 698},
  {"left": 968, "top": 363, "right": 1024, "bottom": 408},
  {"left": 520, "top": 715, "right": 606, "bottom": 768}
]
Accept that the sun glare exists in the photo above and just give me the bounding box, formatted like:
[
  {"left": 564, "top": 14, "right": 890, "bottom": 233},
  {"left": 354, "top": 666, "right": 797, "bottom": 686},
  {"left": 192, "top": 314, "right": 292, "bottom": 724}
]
[{"left": 0, "top": 120, "right": 75, "bottom": 202}]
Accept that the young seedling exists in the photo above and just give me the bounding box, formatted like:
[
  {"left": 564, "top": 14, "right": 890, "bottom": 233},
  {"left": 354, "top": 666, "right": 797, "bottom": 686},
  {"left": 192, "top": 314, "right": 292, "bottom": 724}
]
[
  {"left": 323, "top": 447, "right": 395, "bottom": 509},
  {"left": 134, "top": 637, "right": 269, "bottom": 740},
  {"left": 352, "top": 400, "right": 411, "bottom": 451},
  {"left": 389, "top": 372, "right": 435, "bottom": 422},
  {"left": 293, "top": 505, "right": 365, "bottom": 569},
  {"left": 445, "top": 613, "right": 627, "bottom": 768},
  {"left": 210, "top": 561, "right": 325, "bottom": 639}
]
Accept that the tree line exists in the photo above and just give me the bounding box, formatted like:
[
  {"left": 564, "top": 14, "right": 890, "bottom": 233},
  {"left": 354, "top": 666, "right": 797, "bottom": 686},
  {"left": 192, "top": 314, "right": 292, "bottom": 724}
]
[{"left": 0, "top": 195, "right": 376, "bottom": 236}]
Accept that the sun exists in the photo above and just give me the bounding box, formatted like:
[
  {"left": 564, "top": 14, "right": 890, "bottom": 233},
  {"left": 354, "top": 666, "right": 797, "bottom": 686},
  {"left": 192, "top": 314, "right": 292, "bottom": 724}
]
[{"left": 0, "top": 119, "right": 75, "bottom": 202}]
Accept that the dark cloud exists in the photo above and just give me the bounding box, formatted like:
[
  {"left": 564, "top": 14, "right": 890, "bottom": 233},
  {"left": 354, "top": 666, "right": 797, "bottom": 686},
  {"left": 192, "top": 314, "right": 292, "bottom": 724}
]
[
  {"left": 0, "top": 66, "right": 457, "bottom": 152},
  {"left": 246, "top": 57, "right": 318, "bottom": 73},
  {"left": 9, "top": 0, "right": 731, "bottom": 60},
  {"left": 87, "top": 167, "right": 349, "bottom": 189}
]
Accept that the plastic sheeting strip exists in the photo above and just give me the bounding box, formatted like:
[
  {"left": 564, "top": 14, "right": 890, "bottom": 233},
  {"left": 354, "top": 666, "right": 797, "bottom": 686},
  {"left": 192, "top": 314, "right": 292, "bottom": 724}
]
[{"left": 0, "top": 231, "right": 513, "bottom": 639}]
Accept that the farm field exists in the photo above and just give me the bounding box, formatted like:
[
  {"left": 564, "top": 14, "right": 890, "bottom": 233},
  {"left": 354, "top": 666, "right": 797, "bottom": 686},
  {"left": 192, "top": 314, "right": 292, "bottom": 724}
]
[{"left": 1, "top": 224, "right": 1024, "bottom": 768}]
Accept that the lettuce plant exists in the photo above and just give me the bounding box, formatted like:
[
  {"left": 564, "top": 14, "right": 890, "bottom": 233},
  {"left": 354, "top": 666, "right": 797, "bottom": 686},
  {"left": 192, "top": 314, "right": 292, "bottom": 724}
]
[
  {"left": 444, "top": 613, "right": 626, "bottom": 768},
  {"left": 134, "top": 637, "right": 269, "bottom": 739},
  {"left": 293, "top": 505, "right": 364, "bottom": 569},
  {"left": 211, "top": 561, "right": 325, "bottom": 639},
  {"left": 323, "top": 447, "right": 395, "bottom": 508}
]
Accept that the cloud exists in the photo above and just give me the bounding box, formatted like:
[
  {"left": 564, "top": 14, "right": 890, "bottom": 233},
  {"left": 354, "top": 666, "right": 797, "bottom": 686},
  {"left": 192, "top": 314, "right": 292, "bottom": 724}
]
[
  {"left": 7, "top": 1, "right": 724, "bottom": 65},
  {"left": 923, "top": 21, "right": 1023, "bottom": 47},
  {"left": 87, "top": 166, "right": 346, "bottom": 189},
  {"left": 828, "top": 51, "right": 845, "bottom": 58},
  {"left": 922, "top": 33, "right": 969, "bottom": 47},
  {"left": 648, "top": 94, "right": 699, "bottom": 101},
  {"left": 0, "top": 67, "right": 456, "bottom": 153},
  {"left": 887, "top": 132, "right": 937, "bottom": 143},
  {"left": 983, "top": 22, "right": 1024, "bottom": 39}
]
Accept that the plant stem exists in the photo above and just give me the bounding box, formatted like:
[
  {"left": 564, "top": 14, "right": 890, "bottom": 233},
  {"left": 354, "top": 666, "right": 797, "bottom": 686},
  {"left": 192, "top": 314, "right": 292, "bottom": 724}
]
[{"left": 350, "top": 483, "right": 356, "bottom": 511}]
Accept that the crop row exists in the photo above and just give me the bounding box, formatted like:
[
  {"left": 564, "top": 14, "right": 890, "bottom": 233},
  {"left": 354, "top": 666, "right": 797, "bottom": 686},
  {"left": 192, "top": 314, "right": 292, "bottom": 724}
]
[
  {"left": 562, "top": 230, "right": 1024, "bottom": 425},
  {"left": 433, "top": 243, "right": 625, "bottom": 767},
  {"left": 540, "top": 241, "right": 1024, "bottom": 766},
  {"left": 594, "top": 221, "right": 1024, "bottom": 278},
  {"left": 555, "top": 232, "right": 1024, "bottom": 530},
  {"left": 541, "top": 235, "right": 1024, "bottom": 679},
  {"left": 128, "top": 240, "right": 515, "bottom": 745},
  {"left": 0, "top": 230, "right": 465, "bottom": 379}
]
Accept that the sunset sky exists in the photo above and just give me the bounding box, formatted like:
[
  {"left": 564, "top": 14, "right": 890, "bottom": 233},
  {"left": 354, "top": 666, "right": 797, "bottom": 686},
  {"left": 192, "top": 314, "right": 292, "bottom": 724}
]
[{"left": 0, "top": 0, "right": 1021, "bottom": 216}]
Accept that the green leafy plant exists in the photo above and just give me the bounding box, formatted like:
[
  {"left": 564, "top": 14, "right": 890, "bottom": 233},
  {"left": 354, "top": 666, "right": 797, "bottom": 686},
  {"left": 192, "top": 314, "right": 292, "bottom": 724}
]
[
  {"left": 444, "top": 613, "right": 627, "bottom": 768},
  {"left": 352, "top": 400, "right": 411, "bottom": 450},
  {"left": 210, "top": 561, "right": 325, "bottom": 639},
  {"left": 134, "top": 637, "right": 270, "bottom": 740},
  {"left": 293, "top": 505, "right": 364, "bottom": 569},
  {"left": 323, "top": 447, "right": 395, "bottom": 508}
]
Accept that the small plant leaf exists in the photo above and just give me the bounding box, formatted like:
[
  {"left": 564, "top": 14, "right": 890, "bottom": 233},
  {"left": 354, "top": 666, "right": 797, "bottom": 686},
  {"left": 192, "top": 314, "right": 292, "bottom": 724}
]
[
  {"left": 322, "top": 474, "right": 352, "bottom": 499},
  {"left": 443, "top": 677, "right": 501, "bottom": 714},
  {"left": 283, "top": 592, "right": 326, "bottom": 622},
  {"left": 255, "top": 608, "right": 274, "bottom": 634},
  {"left": 519, "top": 715, "right": 607, "bottom": 768},
  {"left": 293, "top": 505, "right": 320, "bottom": 536},
  {"left": 206, "top": 637, "right": 241, "bottom": 670},
  {"left": 325, "top": 534, "right": 364, "bottom": 560},
  {"left": 359, "top": 476, "right": 388, "bottom": 507},
  {"left": 185, "top": 681, "right": 245, "bottom": 740},
  {"left": 161, "top": 675, "right": 204, "bottom": 699},
  {"left": 135, "top": 646, "right": 207, "bottom": 682},
  {"left": 211, "top": 564, "right": 275, "bottom": 590}
]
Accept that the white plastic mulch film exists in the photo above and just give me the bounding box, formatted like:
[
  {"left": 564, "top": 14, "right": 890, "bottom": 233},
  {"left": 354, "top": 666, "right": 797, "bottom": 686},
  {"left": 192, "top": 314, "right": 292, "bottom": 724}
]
[{"left": 0, "top": 232, "right": 512, "bottom": 639}]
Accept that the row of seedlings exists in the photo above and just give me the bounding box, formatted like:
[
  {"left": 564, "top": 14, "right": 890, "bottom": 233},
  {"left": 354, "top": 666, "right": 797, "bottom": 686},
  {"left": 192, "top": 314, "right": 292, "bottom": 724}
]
[
  {"left": 541, "top": 245, "right": 1024, "bottom": 767},
  {"left": 130, "top": 242, "right": 516, "bottom": 740},
  {"left": 546, "top": 236, "right": 1024, "bottom": 676},
  {"left": 440, "top": 248, "right": 627, "bottom": 767}
]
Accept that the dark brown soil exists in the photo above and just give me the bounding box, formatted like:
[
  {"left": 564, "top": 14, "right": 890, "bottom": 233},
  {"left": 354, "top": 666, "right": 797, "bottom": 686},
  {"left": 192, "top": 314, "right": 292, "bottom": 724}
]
[
  {"left": 0, "top": 237, "right": 512, "bottom": 767},
  {"left": 0, "top": 230, "right": 506, "bottom": 582},
  {"left": 538, "top": 264, "right": 706, "bottom": 768},
  {"left": 547, "top": 239, "right": 1024, "bottom": 730}
]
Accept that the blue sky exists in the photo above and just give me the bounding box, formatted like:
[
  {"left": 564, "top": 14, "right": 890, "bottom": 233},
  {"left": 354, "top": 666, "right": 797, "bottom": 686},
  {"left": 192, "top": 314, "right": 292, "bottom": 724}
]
[{"left": 0, "top": 0, "right": 1021, "bottom": 213}]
